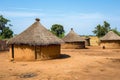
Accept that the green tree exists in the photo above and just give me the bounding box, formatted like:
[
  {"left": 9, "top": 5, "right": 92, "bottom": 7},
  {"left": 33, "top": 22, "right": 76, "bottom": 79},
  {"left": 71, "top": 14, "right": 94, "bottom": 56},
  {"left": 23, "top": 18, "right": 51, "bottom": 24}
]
[
  {"left": 0, "top": 15, "right": 13, "bottom": 39},
  {"left": 51, "top": 24, "right": 65, "bottom": 38},
  {"left": 93, "top": 21, "right": 111, "bottom": 37},
  {"left": 92, "top": 24, "right": 105, "bottom": 37},
  {"left": 0, "top": 15, "right": 10, "bottom": 32},
  {"left": 103, "top": 21, "right": 111, "bottom": 34},
  {"left": 1, "top": 27, "right": 13, "bottom": 39}
]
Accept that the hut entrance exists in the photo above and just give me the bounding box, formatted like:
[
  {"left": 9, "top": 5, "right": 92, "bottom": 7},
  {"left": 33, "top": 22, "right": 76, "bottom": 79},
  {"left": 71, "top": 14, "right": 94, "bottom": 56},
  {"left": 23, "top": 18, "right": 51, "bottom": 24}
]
[
  {"left": 35, "top": 46, "right": 41, "bottom": 60},
  {"left": 11, "top": 44, "right": 14, "bottom": 59}
]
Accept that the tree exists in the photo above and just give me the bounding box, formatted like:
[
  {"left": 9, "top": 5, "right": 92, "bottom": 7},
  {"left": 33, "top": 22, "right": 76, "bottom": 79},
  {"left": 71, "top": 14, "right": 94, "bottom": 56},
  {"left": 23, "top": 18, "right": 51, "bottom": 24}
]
[
  {"left": 1, "top": 27, "right": 13, "bottom": 39},
  {"left": 0, "top": 15, "right": 13, "bottom": 39},
  {"left": 50, "top": 24, "right": 65, "bottom": 38},
  {"left": 103, "top": 21, "right": 111, "bottom": 34},
  {"left": 93, "top": 21, "right": 111, "bottom": 37},
  {"left": 0, "top": 15, "right": 10, "bottom": 32},
  {"left": 92, "top": 24, "right": 105, "bottom": 37}
]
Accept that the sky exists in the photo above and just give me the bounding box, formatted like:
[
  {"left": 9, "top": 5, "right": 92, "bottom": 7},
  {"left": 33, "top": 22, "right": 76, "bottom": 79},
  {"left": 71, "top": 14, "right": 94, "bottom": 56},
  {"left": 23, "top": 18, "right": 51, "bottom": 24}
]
[{"left": 0, "top": 0, "right": 120, "bottom": 35}]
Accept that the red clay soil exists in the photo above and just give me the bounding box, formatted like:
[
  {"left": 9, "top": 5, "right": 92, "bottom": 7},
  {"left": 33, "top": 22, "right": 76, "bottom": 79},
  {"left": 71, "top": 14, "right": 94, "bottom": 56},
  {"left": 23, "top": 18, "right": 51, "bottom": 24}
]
[{"left": 0, "top": 46, "right": 120, "bottom": 80}]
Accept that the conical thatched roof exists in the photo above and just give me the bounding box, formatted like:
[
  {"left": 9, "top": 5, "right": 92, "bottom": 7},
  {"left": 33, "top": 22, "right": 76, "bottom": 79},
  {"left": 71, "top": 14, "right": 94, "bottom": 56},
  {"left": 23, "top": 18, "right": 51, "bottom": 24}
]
[
  {"left": 7, "top": 18, "right": 64, "bottom": 45},
  {"left": 62, "top": 28, "right": 85, "bottom": 42},
  {"left": 100, "top": 31, "right": 120, "bottom": 41}
]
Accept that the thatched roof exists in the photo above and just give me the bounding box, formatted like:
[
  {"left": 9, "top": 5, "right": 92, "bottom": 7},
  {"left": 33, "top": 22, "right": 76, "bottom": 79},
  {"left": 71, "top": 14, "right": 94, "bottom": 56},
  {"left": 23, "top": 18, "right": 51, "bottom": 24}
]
[
  {"left": 100, "top": 31, "right": 120, "bottom": 41},
  {"left": 62, "top": 28, "right": 85, "bottom": 42},
  {"left": 7, "top": 18, "right": 64, "bottom": 45}
]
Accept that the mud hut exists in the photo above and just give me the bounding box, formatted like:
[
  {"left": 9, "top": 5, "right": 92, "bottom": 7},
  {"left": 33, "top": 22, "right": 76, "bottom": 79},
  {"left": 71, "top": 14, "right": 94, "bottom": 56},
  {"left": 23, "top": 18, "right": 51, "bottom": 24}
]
[
  {"left": 85, "top": 37, "right": 90, "bottom": 46},
  {"left": 0, "top": 40, "right": 9, "bottom": 51},
  {"left": 7, "top": 18, "right": 63, "bottom": 61},
  {"left": 62, "top": 28, "right": 85, "bottom": 49},
  {"left": 100, "top": 31, "right": 120, "bottom": 49}
]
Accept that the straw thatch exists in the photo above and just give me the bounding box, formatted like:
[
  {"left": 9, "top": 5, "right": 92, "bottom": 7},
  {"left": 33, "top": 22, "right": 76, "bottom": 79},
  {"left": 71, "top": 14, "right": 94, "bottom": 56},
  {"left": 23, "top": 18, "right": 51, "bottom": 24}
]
[
  {"left": 100, "top": 31, "right": 120, "bottom": 49},
  {"left": 7, "top": 18, "right": 64, "bottom": 46},
  {"left": 100, "top": 31, "right": 120, "bottom": 41},
  {"left": 62, "top": 28, "right": 85, "bottom": 49},
  {"left": 62, "top": 28, "right": 85, "bottom": 42}
]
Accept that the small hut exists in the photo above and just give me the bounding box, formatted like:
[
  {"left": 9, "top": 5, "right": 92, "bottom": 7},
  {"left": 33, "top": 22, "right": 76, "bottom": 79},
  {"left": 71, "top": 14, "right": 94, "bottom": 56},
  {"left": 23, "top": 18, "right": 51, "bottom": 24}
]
[
  {"left": 100, "top": 31, "right": 120, "bottom": 49},
  {"left": 62, "top": 28, "right": 85, "bottom": 49},
  {"left": 7, "top": 18, "right": 63, "bottom": 61},
  {"left": 0, "top": 40, "right": 9, "bottom": 51},
  {"left": 85, "top": 37, "right": 90, "bottom": 46}
]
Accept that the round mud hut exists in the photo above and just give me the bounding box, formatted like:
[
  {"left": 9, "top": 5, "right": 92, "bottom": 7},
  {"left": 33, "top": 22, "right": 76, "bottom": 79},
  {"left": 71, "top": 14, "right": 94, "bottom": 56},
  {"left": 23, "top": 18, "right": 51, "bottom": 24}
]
[
  {"left": 62, "top": 28, "right": 85, "bottom": 49},
  {"left": 7, "top": 18, "right": 64, "bottom": 61},
  {"left": 100, "top": 31, "right": 120, "bottom": 49}
]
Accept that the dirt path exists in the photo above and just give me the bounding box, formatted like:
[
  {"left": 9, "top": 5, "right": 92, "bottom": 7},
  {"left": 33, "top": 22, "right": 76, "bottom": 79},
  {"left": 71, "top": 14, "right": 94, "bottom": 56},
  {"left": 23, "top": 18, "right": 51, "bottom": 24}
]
[{"left": 0, "top": 47, "right": 120, "bottom": 80}]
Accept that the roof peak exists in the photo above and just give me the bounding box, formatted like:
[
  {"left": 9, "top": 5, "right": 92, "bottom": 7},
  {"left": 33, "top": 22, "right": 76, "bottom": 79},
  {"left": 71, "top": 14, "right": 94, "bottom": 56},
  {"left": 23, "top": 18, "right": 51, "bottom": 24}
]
[
  {"left": 100, "top": 31, "right": 120, "bottom": 41},
  {"left": 7, "top": 18, "right": 64, "bottom": 45},
  {"left": 71, "top": 28, "right": 73, "bottom": 31},
  {"left": 35, "top": 18, "right": 40, "bottom": 22},
  {"left": 63, "top": 28, "right": 85, "bottom": 42}
]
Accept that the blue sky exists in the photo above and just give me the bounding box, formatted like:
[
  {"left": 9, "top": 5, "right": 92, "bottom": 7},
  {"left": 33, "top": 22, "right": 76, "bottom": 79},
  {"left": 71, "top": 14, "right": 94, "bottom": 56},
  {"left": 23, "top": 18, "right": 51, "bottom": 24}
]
[{"left": 0, "top": 0, "right": 120, "bottom": 35}]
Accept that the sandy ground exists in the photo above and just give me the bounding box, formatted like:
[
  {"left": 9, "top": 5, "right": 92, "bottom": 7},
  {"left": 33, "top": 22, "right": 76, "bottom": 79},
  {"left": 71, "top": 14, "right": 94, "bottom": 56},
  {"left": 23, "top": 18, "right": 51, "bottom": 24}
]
[{"left": 0, "top": 46, "right": 120, "bottom": 80}]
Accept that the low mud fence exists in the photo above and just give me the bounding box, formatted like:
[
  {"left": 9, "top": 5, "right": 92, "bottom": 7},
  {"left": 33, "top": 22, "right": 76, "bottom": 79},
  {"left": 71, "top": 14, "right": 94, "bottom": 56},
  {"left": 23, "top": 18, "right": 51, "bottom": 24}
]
[{"left": 0, "top": 40, "right": 9, "bottom": 51}]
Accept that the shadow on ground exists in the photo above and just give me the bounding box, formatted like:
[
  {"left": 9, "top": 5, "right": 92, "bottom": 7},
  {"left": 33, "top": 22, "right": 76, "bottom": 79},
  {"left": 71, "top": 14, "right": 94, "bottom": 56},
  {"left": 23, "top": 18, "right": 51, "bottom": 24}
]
[{"left": 59, "top": 54, "right": 71, "bottom": 59}]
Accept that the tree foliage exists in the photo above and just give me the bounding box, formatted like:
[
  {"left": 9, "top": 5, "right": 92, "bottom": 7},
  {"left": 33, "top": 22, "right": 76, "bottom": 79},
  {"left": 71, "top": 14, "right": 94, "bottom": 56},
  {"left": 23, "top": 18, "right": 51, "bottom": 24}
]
[
  {"left": 50, "top": 24, "right": 65, "bottom": 38},
  {"left": 1, "top": 27, "right": 13, "bottom": 39},
  {"left": 0, "top": 15, "right": 10, "bottom": 31},
  {"left": 93, "top": 21, "right": 111, "bottom": 37},
  {"left": 0, "top": 15, "right": 13, "bottom": 39},
  {"left": 103, "top": 21, "right": 111, "bottom": 34}
]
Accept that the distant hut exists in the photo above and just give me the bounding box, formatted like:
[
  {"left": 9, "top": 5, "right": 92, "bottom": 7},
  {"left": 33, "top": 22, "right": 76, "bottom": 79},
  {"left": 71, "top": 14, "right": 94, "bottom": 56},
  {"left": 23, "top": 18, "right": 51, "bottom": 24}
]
[
  {"left": 100, "top": 31, "right": 120, "bottom": 49},
  {"left": 85, "top": 37, "right": 90, "bottom": 46},
  {"left": 62, "top": 28, "right": 85, "bottom": 49},
  {"left": 7, "top": 18, "right": 63, "bottom": 61},
  {"left": 0, "top": 40, "right": 9, "bottom": 51}
]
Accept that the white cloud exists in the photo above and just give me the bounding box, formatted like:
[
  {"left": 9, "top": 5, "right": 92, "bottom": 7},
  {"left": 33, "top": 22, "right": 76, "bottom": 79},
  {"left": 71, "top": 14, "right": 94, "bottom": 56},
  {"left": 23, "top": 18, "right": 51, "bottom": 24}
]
[
  {"left": 2, "top": 10, "right": 118, "bottom": 35},
  {"left": 0, "top": 11, "right": 44, "bottom": 17},
  {"left": 76, "top": 13, "right": 104, "bottom": 19},
  {"left": 39, "top": 13, "right": 105, "bottom": 35},
  {"left": 9, "top": 7, "right": 43, "bottom": 11},
  {"left": 43, "top": 13, "right": 104, "bottom": 19},
  {"left": 0, "top": 10, "right": 104, "bottom": 19}
]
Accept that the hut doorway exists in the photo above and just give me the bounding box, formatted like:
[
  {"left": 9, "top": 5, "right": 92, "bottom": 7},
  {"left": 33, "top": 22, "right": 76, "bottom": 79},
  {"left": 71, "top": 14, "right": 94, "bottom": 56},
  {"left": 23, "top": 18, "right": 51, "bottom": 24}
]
[
  {"left": 35, "top": 46, "right": 41, "bottom": 60},
  {"left": 11, "top": 44, "right": 14, "bottom": 59}
]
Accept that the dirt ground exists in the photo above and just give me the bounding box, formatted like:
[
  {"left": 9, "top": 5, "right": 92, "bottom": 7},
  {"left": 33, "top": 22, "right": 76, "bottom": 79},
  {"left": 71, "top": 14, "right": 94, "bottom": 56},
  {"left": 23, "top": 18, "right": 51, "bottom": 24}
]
[{"left": 0, "top": 46, "right": 120, "bottom": 80}]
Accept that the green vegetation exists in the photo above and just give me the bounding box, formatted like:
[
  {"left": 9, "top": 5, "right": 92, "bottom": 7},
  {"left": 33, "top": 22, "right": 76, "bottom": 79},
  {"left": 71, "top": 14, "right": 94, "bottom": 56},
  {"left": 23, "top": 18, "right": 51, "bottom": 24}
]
[
  {"left": 0, "top": 15, "right": 13, "bottom": 39},
  {"left": 93, "top": 21, "right": 111, "bottom": 38},
  {"left": 50, "top": 24, "right": 65, "bottom": 38},
  {"left": 93, "top": 21, "right": 120, "bottom": 37}
]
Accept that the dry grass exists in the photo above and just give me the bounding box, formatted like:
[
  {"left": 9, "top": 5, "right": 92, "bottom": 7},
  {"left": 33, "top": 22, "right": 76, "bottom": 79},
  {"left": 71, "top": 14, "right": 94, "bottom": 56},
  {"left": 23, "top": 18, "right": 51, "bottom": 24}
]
[
  {"left": 89, "top": 36, "right": 99, "bottom": 46},
  {"left": 100, "top": 31, "right": 120, "bottom": 41},
  {"left": 0, "top": 46, "right": 120, "bottom": 80},
  {"left": 63, "top": 29, "right": 85, "bottom": 42},
  {"left": 7, "top": 20, "right": 63, "bottom": 46}
]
